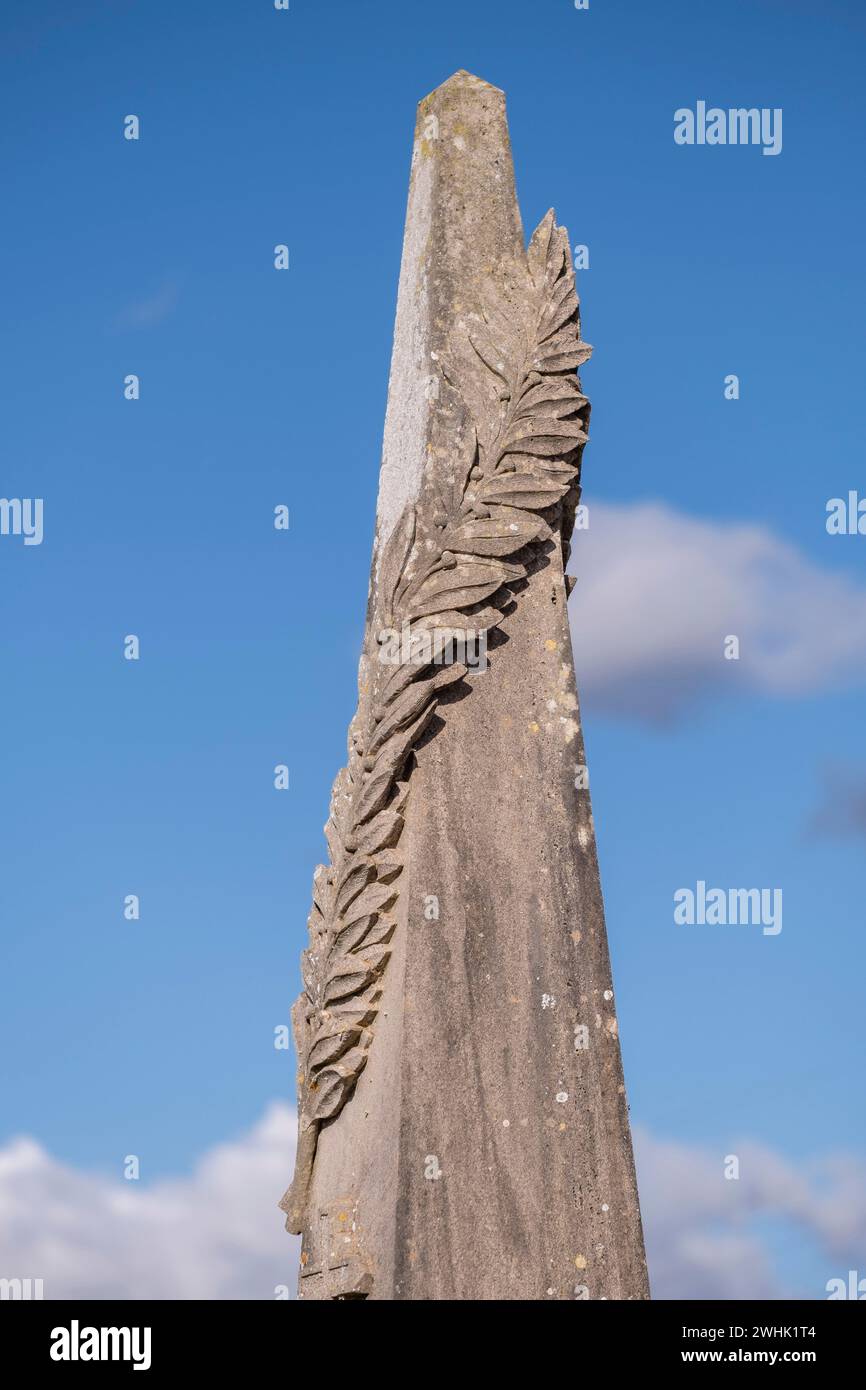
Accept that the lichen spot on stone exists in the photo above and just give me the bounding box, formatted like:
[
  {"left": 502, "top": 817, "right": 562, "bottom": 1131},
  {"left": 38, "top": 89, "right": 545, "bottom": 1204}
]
[
  {"left": 528, "top": 720, "right": 540, "bottom": 733},
  {"left": 544, "top": 639, "right": 558, "bottom": 652},
  {"left": 574, "top": 1255, "right": 587, "bottom": 1270}
]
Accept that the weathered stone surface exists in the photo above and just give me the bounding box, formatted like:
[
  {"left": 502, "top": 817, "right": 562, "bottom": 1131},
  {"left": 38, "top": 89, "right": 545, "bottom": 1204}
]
[{"left": 281, "top": 70, "right": 649, "bottom": 1301}]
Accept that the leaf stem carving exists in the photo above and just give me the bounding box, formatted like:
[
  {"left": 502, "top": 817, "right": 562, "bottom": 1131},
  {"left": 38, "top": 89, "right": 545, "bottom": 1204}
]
[{"left": 280, "top": 211, "right": 591, "bottom": 1234}]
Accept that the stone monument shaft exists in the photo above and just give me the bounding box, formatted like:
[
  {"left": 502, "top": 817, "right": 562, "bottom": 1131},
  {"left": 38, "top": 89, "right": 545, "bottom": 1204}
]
[{"left": 281, "top": 71, "right": 649, "bottom": 1301}]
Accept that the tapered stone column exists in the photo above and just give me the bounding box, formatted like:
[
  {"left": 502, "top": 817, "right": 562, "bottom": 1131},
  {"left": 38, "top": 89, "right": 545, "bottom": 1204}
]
[{"left": 282, "top": 71, "right": 649, "bottom": 1301}]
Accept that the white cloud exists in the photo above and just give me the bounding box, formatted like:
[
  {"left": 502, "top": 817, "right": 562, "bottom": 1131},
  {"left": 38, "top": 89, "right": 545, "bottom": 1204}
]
[
  {"left": 569, "top": 502, "right": 866, "bottom": 723},
  {"left": 2, "top": 1106, "right": 863, "bottom": 1301},
  {"left": 0, "top": 1103, "right": 299, "bottom": 1300},
  {"left": 635, "top": 1128, "right": 866, "bottom": 1299}
]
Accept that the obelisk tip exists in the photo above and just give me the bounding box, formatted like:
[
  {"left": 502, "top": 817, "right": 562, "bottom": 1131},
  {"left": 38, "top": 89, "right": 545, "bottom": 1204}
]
[{"left": 423, "top": 69, "right": 504, "bottom": 102}]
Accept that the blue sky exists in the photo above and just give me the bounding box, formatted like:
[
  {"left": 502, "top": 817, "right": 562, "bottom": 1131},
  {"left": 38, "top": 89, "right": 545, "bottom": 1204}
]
[{"left": 1, "top": 0, "right": 864, "bottom": 1298}]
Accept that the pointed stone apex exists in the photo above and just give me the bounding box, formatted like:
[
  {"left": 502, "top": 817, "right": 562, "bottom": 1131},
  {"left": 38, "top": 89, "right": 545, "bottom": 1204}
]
[
  {"left": 442, "top": 69, "right": 501, "bottom": 90},
  {"left": 424, "top": 69, "right": 504, "bottom": 102}
]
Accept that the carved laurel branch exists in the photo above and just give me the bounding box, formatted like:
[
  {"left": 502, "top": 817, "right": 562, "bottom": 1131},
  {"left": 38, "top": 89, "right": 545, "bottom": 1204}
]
[{"left": 281, "top": 211, "right": 591, "bottom": 1233}]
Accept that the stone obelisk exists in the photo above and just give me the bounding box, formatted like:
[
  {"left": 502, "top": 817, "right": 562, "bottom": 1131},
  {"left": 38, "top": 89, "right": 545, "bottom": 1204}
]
[{"left": 281, "top": 71, "right": 649, "bottom": 1301}]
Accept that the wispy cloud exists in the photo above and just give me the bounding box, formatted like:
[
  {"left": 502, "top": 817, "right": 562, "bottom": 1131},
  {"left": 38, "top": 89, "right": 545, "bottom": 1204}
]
[
  {"left": 1, "top": 1105, "right": 863, "bottom": 1300},
  {"left": 114, "top": 280, "right": 179, "bottom": 331},
  {"left": 810, "top": 765, "right": 866, "bottom": 843},
  {"left": 635, "top": 1128, "right": 866, "bottom": 1299},
  {"left": 569, "top": 502, "right": 866, "bottom": 724}
]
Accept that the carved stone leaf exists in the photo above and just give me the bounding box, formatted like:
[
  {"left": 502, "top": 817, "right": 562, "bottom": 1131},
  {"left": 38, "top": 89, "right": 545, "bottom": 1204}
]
[
  {"left": 476, "top": 471, "right": 572, "bottom": 510},
  {"left": 516, "top": 378, "right": 588, "bottom": 416},
  {"left": 301, "top": 948, "right": 320, "bottom": 1006},
  {"left": 374, "top": 848, "right": 403, "bottom": 878},
  {"left": 504, "top": 453, "right": 577, "bottom": 480},
  {"left": 535, "top": 348, "right": 592, "bottom": 373},
  {"left": 309, "top": 1046, "right": 369, "bottom": 1122},
  {"left": 331, "top": 913, "right": 379, "bottom": 956},
  {"left": 367, "top": 663, "right": 466, "bottom": 757},
  {"left": 533, "top": 457, "right": 580, "bottom": 481},
  {"left": 309, "top": 1072, "right": 348, "bottom": 1122},
  {"left": 446, "top": 512, "right": 542, "bottom": 556},
  {"left": 504, "top": 437, "right": 586, "bottom": 460},
  {"left": 311, "top": 865, "right": 334, "bottom": 917},
  {"left": 321, "top": 964, "right": 376, "bottom": 1010},
  {"left": 441, "top": 423, "right": 478, "bottom": 518},
  {"left": 539, "top": 282, "right": 580, "bottom": 342},
  {"left": 533, "top": 333, "right": 592, "bottom": 373},
  {"left": 323, "top": 945, "right": 391, "bottom": 1006},
  {"left": 323, "top": 816, "right": 342, "bottom": 865},
  {"left": 355, "top": 703, "right": 436, "bottom": 824},
  {"left": 325, "top": 783, "right": 353, "bottom": 861},
  {"left": 325, "top": 811, "right": 348, "bottom": 861},
  {"left": 334, "top": 860, "right": 374, "bottom": 919},
  {"left": 352, "top": 807, "right": 404, "bottom": 859},
  {"left": 371, "top": 700, "right": 438, "bottom": 779},
  {"left": 367, "top": 685, "right": 431, "bottom": 757},
  {"left": 323, "top": 1002, "right": 379, "bottom": 1025},
  {"left": 478, "top": 276, "right": 527, "bottom": 359},
  {"left": 330, "top": 766, "right": 354, "bottom": 821},
  {"left": 437, "top": 351, "right": 500, "bottom": 461},
  {"left": 508, "top": 411, "right": 588, "bottom": 441},
  {"left": 533, "top": 321, "right": 587, "bottom": 355},
  {"left": 353, "top": 762, "right": 403, "bottom": 831},
  {"left": 291, "top": 994, "right": 309, "bottom": 1062},
  {"left": 545, "top": 223, "right": 569, "bottom": 291},
  {"left": 413, "top": 605, "right": 501, "bottom": 634},
  {"left": 378, "top": 649, "right": 434, "bottom": 707},
  {"left": 468, "top": 323, "right": 510, "bottom": 382},
  {"left": 503, "top": 415, "right": 588, "bottom": 455},
  {"left": 527, "top": 209, "right": 556, "bottom": 290},
  {"left": 450, "top": 553, "right": 525, "bottom": 581},
  {"left": 361, "top": 915, "right": 397, "bottom": 949},
  {"left": 378, "top": 503, "right": 416, "bottom": 621},
  {"left": 311, "top": 1013, "right": 367, "bottom": 1043},
  {"left": 544, "top": 269, "right": 575, "bottom": 316},
  {"left": 307, "top": 1025, "right": 363, "bottom": 1072},
  {"left": 305, "top": 905, "right": 326, "bottom": 955},
  {"left": 341, "top": 879, "right": 398, "bottom": 930},
  {"left": 406, "top": 561, "right": 513, "bottom": 619}
]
